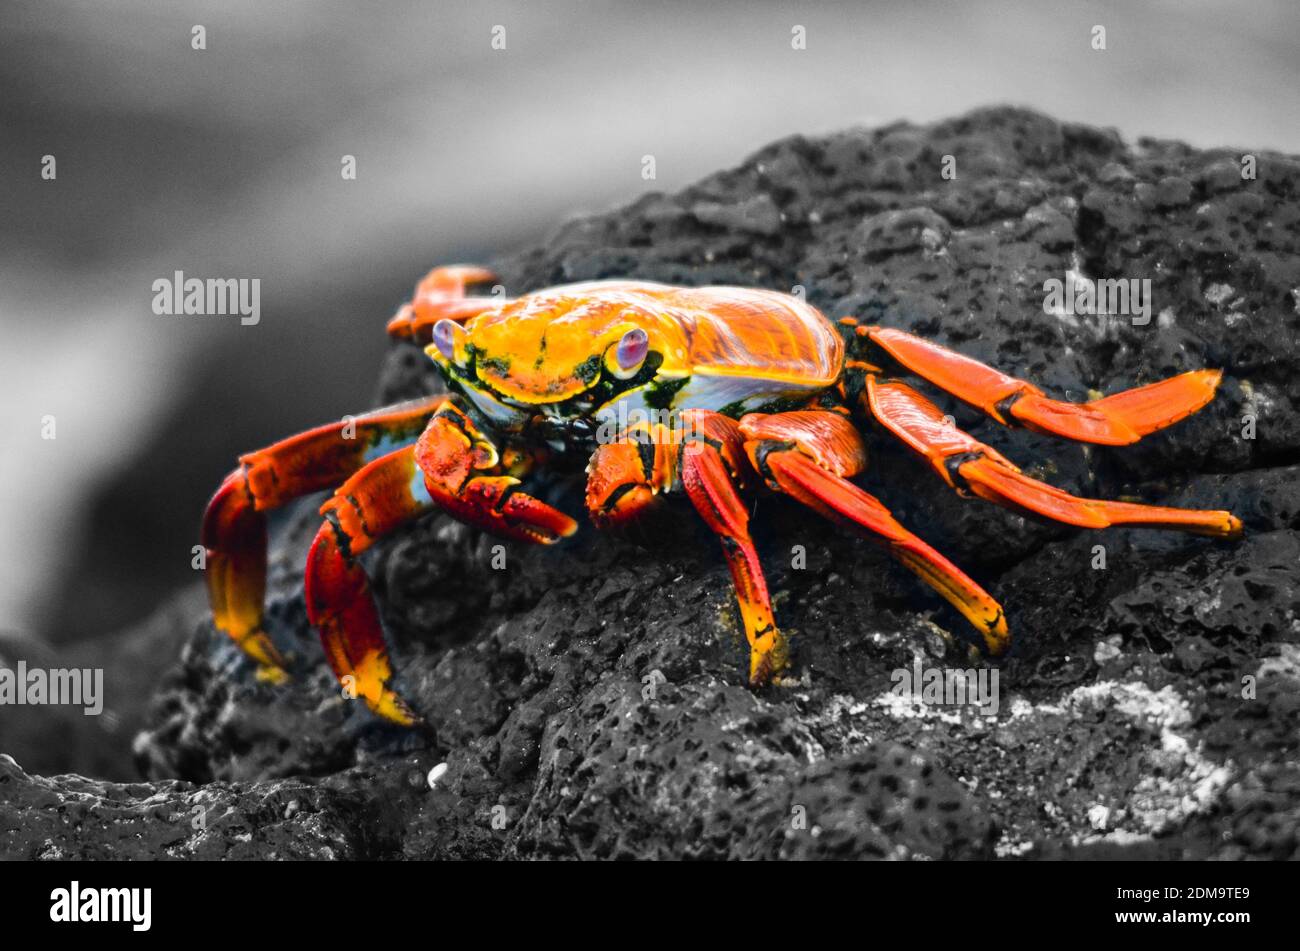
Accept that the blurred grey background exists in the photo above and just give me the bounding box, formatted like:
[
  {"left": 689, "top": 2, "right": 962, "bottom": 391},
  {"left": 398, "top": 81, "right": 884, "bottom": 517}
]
[{"left": 2, "top": 0, "right": 1298, "bottom": 646}]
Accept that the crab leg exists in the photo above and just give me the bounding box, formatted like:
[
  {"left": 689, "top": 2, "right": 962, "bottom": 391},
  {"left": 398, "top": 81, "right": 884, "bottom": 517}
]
[
  {"left": 385, "top": 265, "right": 505, "bottom": 343},
  {"left": 306, "top": 401, "right": 576, "bottom": 725},
  {"left": 862, "top": 326, "right": 1223, "bottom": 446},
  {"left": 306, "top": 446, "right": 436, "bottom": 725},
  {"left": 678, "top": 413, "right": 787, "bottom": 684},
  {"left": 585, "top": 412, "right": 787, "bottom": 683},
  {"left": 202, "top": 396, "right": 452, "bottom": 676},
  {"left": 739, "top": 410, "right": 1009, "bottom": 654},
  {"left": 867, "top": 378, "right": 1244, "bottom": 538}
]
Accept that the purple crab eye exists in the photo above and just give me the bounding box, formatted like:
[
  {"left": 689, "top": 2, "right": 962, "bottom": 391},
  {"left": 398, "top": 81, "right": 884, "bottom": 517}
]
[
  {"left": 432, "top": 319, "right": 461, "bottom": 361},
  {"left": 615, "top": 328, "right": 649, "bottom": 372}
]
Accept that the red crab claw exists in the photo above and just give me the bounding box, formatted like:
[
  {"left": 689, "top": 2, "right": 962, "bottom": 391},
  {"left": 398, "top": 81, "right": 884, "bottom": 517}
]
[
  {"left": 865, "top": 326, "right": 1224, "bottom": 445},
  {"left": 868, "top": 378, "right": 1245, "bottom": 539},
  {"left": 415, "top": 406, "right": 578, "bottom": 544},
  {"left": 585, "top": 422, "right": 681, "bottom": 533},
  {"left": 386, "top": 265, "right": 503, "bottom": 343},
  {"left": 585, "top": 441, "right": 660, "bottom": 531}
]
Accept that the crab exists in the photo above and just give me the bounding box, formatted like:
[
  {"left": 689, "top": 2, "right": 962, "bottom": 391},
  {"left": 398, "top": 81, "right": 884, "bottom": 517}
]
[{"left": 203, "top": 265, "right": 1243, "bottom": 725}]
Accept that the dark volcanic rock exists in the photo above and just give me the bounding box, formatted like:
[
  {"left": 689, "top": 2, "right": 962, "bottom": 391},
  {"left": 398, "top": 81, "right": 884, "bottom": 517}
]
[
  {"left": 8, "top": 106, "right": 1300, "bottom": 860},
  {"left": 0, "top": 753, "right": 424, "bottom": 860}
]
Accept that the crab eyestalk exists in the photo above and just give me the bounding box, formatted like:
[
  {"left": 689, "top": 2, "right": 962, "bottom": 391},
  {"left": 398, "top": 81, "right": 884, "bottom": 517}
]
[
  {"left": 432, "top": 318, "right": 469, "bottom": 365},
  {"left": 606, "top": 327, "right": 649, "bottom": 379}
]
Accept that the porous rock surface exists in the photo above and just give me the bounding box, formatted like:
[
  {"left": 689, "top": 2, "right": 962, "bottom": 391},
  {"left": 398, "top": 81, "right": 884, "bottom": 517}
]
[{"left": 4, "top": 107, "right": 1299, "bottom": 859}]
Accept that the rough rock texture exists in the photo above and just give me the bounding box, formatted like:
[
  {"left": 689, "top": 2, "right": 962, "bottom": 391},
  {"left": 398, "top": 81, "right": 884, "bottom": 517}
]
[{"left": 4, "top": 107, "right": 1299, "bottom": 859}]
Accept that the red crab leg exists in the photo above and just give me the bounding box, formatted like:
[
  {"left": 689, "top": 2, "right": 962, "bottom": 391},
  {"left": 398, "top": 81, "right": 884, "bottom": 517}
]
[
  {"left": 739, "top": 410, "right": 1009, "bottom": 655},
  {"left": 675, "top": 411, "right": 787, "bottom": 684},
  {"left": 385, "top": 265, "right": 505, "bottom": 343},
  {"left": 307, "top": 402, "right": 577, "bottom": 725},
  {"left": 862, "top": 326, "right": 1223, "bottom": 446},
  {"left": 202, "top": 396, "right": 452, "bottom": 676},
  {"left": 867, "top": 378, "right": 1244, "bottom": 538},
  {"left": 306, "top": 446, "right": 435, "bottom": 725}
]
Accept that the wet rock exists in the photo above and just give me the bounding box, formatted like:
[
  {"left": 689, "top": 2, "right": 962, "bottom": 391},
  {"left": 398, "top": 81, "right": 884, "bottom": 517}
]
[{"left": 7, "top": 106, "right": 1299, "bottom": 860}]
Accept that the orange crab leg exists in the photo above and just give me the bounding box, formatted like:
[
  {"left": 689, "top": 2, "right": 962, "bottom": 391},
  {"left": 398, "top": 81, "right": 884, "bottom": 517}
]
[
  {"left": 201, "top": 395, "right": 452, "bottom": 676},
  {"left": 676, "top": 411, "right": 786, "bottom": 684},
  {"left": 740, "top": 411, "right": 1008, "bottom": 655},
  {"left": 385, "top": 264, "right": 505, "bottom": 343},
  {"left": 306, "top": 402, "right": 577, "bottom": 725},
  {"left": 867, "top": 378, "right": 1244, "bottom": 538},
  {"left": 863, "top": 326, "right": 1223, "bottom": 445},
  {"left": 586, "top": 413, "right": 786, "bottom": 682}
]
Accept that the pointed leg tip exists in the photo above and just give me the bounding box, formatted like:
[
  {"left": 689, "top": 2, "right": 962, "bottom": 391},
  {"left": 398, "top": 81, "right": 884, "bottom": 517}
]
[
  {"left": 748, "top": 653, "right": 775, "bottom": 687},
  {"left": 982, "top": 614, "right": 1011, "bottom": 656},
  {"left": 230, "top": 629, "right": 291, "bottom": 677},
  {"left": 365, "top": 685, "right": 423, "bottom": 727},
  {"left": 748, "top": 637, "right": 790, "bottom": 687},
  {"left": 255, "top": 663, "right": 291, "bottom": 685},
  {"left": 1196, "top": 367, "right": 1224, "bottom": 389}
]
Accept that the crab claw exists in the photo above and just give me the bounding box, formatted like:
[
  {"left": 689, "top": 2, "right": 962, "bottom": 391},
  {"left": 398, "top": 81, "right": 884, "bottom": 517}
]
[
  {"left": 300, "top": 403, "right": 576, "bottom": 727},
  {"left": 415, "top": 406, "right": 578, "bottom": 544},
  {"left": 585, "top": 441, "right": 658, "bottom": 530},
  {"left": 437, "top": 475, "right": 579, "bottom": 544}
]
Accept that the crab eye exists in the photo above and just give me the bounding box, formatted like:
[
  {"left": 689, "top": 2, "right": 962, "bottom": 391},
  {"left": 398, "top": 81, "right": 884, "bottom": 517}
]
[
  {"left": 432, "top": 319, "right": 464, "bottom": 363},
  {"left": 610, "top": 328, "right": 649, "bottom": 378}
]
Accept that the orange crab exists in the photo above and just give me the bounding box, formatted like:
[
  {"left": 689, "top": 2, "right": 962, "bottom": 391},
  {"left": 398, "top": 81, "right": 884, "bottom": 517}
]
[{"left": 202, "top": 265, "right": 1243, "bottom": 724}]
